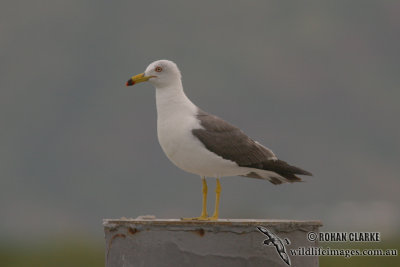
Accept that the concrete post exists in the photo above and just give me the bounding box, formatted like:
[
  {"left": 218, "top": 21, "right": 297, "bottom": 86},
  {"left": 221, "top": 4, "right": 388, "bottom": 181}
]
[{"left": 104, "top": 217, "right": 322, "bottom": 267}]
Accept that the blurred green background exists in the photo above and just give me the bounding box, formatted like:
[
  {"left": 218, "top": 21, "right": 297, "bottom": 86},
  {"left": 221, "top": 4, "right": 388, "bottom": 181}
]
[
  {"left": 0, "top": 239, "right": 398, "bottom": 266},
  {"left": 1, "top": 0, "right": 399, "bottom": 266}
]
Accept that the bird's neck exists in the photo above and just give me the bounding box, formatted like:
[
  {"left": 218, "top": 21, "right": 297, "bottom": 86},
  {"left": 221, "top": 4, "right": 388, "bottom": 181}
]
[{"left": 155, "top": 80, "right": 197, "bottom": 120}]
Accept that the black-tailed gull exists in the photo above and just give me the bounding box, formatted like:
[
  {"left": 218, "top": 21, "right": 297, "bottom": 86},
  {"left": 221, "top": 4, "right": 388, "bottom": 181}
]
[{"left": 126, "top": 60, "right": 312, "bottom": 220}]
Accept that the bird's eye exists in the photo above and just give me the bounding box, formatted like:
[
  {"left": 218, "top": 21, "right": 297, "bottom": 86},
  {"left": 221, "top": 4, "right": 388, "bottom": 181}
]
[{"left": 155, "top": 66, "right": 163, "bottom": 72}]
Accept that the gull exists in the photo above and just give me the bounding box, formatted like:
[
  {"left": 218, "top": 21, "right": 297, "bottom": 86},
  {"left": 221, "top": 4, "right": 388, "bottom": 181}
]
[
  {"left": 257, "top": 226, "right": 291, "bottom": 266},
  {"left": 125, "top": 60, "right": 312, "bottom": 220}
]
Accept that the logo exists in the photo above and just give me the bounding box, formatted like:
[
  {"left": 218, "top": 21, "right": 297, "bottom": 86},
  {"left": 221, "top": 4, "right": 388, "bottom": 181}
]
[{"left": 257, "top": 226, "right": 291, "bottom": 266}]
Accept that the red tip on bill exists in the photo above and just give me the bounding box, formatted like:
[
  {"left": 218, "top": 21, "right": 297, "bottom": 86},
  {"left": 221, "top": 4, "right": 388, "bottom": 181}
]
[{"left": 126, "top": 79, "right": 134, "bottom": 86}]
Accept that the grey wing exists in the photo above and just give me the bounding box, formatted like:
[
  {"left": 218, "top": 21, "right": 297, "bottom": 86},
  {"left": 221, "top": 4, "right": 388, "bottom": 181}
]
[
  {"left": 193, "top": 110, "right": 312, "bottom": 183},
  {"left": 193, "top": 110, "right": 277, "bottom": 166}
]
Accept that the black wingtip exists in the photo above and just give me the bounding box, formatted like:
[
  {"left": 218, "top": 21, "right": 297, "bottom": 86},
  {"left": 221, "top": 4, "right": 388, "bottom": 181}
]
[{"left": 300, "top": 170, "right": 313, "bottom": 176}]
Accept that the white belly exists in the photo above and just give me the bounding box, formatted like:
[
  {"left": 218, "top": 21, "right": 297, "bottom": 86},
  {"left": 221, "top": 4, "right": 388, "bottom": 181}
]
[
  {"left": 157, "top": 114, "right": 247, "bottom": 178},
  {"left": 155, "top": 85, "right": 249, "bottom": 178}
]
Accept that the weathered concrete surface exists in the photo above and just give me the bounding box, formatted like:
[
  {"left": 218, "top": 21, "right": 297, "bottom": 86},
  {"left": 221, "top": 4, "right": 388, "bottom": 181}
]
[{"left": 104, "top": 218, "right": 322, "bottom": 267}]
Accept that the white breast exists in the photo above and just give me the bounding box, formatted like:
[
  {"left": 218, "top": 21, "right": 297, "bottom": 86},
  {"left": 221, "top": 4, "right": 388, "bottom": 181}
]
[{"left": 155, "top": 86, "right": 246, "bottom": 178}]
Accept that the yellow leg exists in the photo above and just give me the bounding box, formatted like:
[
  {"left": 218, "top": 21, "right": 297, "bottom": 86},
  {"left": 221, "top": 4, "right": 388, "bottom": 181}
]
[
  {"left": 182, "top": 177, "right": 209, "bottom": 220},
  {"left": 200, "top": 177, "right": 208, "bottom": 218},
  {"left": 210, "top": 178, "right": 221, "bottom": 220}
]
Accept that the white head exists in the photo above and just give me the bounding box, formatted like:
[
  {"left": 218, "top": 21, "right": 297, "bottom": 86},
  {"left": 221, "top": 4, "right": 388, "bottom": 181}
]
[{"left": 126, "top": 60, "right": 182, "bottom": 89}]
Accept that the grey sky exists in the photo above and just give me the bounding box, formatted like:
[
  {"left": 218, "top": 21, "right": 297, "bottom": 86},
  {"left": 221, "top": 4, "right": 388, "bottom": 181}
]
[{"left": 1, "top": 1, "right": 399, "bottom": 240}]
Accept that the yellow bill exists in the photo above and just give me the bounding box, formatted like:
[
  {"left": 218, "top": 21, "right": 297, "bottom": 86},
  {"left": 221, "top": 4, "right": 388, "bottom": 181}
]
[{"left": 125, "top": 73, "right": 153, "bottom": 86}]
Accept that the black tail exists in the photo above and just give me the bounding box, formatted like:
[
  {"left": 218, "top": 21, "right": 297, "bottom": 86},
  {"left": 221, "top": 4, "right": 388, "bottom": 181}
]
[{"left": 242, "top": 159, "right": 312, "bottom": 183}]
